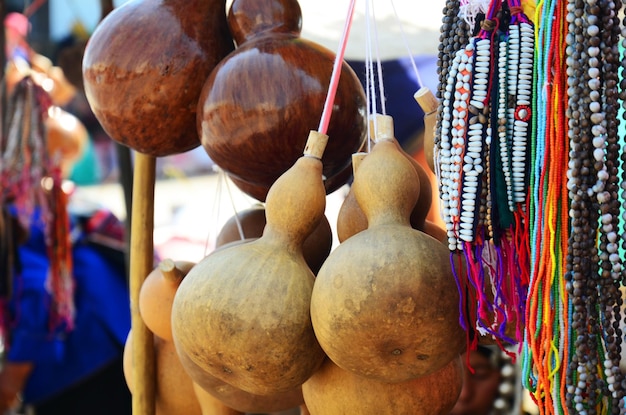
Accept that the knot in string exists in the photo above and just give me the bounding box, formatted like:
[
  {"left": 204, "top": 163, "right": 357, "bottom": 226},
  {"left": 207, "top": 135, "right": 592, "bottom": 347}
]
[{"left": 480, "top": 18, "right": 496, "bottom": 32}]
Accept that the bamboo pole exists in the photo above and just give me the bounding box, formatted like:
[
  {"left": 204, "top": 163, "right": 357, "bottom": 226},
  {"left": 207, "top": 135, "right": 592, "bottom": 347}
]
[{"left": 129, "top": 152, "right": 157, "bottom": 415}]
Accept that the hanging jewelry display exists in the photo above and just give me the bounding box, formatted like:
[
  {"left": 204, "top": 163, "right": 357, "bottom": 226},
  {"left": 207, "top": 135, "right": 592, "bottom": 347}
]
[
  {"left": 509, "top": 0, "right": 626, "bottom": 413},
  {"left": 436, "top": 0, "right": 533, "bottom": 351},
  {"left": 520, "top": 0, "right": 571, "bottom": 413},
  {"left": 0, "top": 77, "right": 74, "bottom": 336}
]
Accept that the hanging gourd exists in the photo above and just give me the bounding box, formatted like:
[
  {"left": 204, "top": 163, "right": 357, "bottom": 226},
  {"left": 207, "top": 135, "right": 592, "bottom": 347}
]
[
  {"left": 310, "top": 124, "right": 464, "bottom": 383},
  {"left": 82, "top": 0, "right": 234, "bottom": 156},
  {"left": 124, "top": 332, "right": 204, "bottom": 415},
  {"left": 198, "top": 0, "right": 367, "bottom": 201},
  {"left": 302, "top": 356, "right": 463, "bottom": 415},
  {"left": 336, "top": 115, "right": 433, "bottom": 242},
  {"left": 139, "top": 259, "right": 195, "bottom": 341},
  {"left": 335, "top": 152, "right": 368, "bottom": 243},
  {"left": 171, "top": 131, "right": 328, "bottom": 395},
  {"left": 216, "top": 204, "right": 333, "bottom": 274}
]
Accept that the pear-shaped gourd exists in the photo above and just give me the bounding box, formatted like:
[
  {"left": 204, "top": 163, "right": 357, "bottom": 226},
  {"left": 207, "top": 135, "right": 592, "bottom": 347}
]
[
  {"left": 310, "top": 133, "right": 465, "bottom": 383},
  {"left": 302, "top": 356, "right": 463, "bottom": 415},
  {"left": 124, "top": 332, "right": 203, "bottom": 415},
  {"left": 139, "top": 259, "right": 195, "bottom": 341},
  {"left": 82, "top": 0, "right": 234, "bottom": 156},
  {"left": 336, "top": 115, "right": 433, "bottom": 242},
  {"left": 172, "top": 131, "right": 328, "bottom": 395},
  {"left": 335, "top": 153, "right": 368, "bottom": 243},
  {"left": 216, "top": 204, "right": 333, "bottom": 274},
  {"left": 45, "top": 106, "right": 88, "bottom": 178},
  {"left": 198, "top": 0, "right": 366, "bottom": 201},
  {"left": 177, "top": 345, "right": 304, "bottom": 413}
]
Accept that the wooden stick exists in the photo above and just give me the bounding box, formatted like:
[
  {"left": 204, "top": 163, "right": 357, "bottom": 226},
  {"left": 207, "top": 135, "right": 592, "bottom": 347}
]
[{"left": 129, "top": 152, "right": 157, "bottom": 415}]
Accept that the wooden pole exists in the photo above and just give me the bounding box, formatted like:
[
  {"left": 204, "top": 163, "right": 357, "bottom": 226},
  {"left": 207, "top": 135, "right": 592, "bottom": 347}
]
[{"left": 129, "top": 152, "right": 157, "bottom": 415}]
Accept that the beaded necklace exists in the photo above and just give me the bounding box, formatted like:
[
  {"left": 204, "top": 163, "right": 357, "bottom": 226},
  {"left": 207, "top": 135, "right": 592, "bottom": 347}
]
[
  {"left": 595, "top": 0, "right": 624, "bottom": 410},
  {"left": 436, "top": 0, "right": 533, "bottom": 352},
  {"left": 521, "top": 0, "right": 570, "bottom": 413},
  {"left": 438, "top": 1, "right": 626, "bottom": 412}
]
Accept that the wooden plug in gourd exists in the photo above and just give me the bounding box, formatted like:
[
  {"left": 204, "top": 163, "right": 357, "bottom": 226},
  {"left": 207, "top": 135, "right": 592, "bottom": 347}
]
[
  {"left": 311, "top": 123, "right": 465, "bottom": 383},
  {"left": 414, "top": 87, "right": 439, "bottom": 174},
  {"left": 336, "top": 114, "right": 435, "bottom": 243},
  {"left": 171, "top": 131, "right": 328, "bottom": 395},
  {"left": 302, "top": 355, "right": 463, "bottom": 415}
]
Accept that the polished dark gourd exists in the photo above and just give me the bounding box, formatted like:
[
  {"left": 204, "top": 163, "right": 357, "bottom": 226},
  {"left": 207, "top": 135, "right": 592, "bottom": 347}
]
[
  {"left": 82, "top": 0, "right": 234, "bottom": 156},
  {"left": 311, "top": 128, "right": 465, "bottom": 383},
  {"left": 216, "top": 204, "right": 333, "bottom": 274},
  {"left": 302, "top": 356, "right": 463, "bottom": 415},
  {"left": 172, "top": 131, "right": 328, "bottom": 395},
  {"left": 198, "top": 0, "right": 367, "bottom": 201}
]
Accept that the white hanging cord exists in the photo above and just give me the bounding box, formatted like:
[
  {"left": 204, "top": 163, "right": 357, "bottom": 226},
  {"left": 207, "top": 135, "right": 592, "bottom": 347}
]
[
  {"left": 388, "top": 0, "right": 425, "bottom": 88},
  {"left": 223, "top": 174, "right": 246, "bottom": 241},
  {"left": 458, "top": 0, "right": 491, "bottom": 30},
  {"left": 369, "top": 0, "right": 387, "bottom": 117},
  {"left": 364, "top": 0, "right": 372, "bottom": 150},
  {"left": 205, "top": 167, "right": 226, "bottom": 256}
]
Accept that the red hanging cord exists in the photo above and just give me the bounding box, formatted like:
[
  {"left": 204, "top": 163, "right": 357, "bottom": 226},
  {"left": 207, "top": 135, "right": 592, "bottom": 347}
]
[{"left": 318, "top": 0, "right": 357, "bottom": 135}]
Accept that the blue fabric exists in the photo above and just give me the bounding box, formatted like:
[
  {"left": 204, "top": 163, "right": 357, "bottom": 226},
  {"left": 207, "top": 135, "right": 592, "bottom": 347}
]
[{"left": 6, "top": 209, "right": 131, "bottom": 405}]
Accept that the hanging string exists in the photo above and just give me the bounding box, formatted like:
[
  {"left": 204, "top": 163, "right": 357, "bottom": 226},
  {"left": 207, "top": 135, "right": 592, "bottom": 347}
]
[
  {"left": 364, "top": 0, "right": 376, "bottom": 149},
  {"left": 318, "top": 0, "right": 357, "bottom": 135},
  {"left": 521, "top": 2, "right": 570, "bottom": 413},
  {"left": 364, "top": 0, "right": 372, "bottom": 150},
  {"left": 366, "top": 0, "right": 387, "bottom": 117},
  {"left": 388, "top": 0, "right": 424, "bottom": 88},
  {"left": 223, "top": 173, "right": 247, "bottom": 241},
  {"left": 459, "top": 0, "right": 492, "bottom": 29}
]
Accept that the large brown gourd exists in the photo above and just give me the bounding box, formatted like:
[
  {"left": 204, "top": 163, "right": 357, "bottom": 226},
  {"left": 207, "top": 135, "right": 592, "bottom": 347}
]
[
  {"left": 302, "top": 356, "right": 463, "bottom": 415},
  {"left": 198, "top": 0, "right": 366, "bottom": 201},
  {"left": 82, "top": 0, "right": 234, "bottom": 156},
  {"left": 310, "top": 126, "right": 465, "bottom": 383},
  {"left": 171, "top": 131, "right": 328, "bottom": 395}
]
